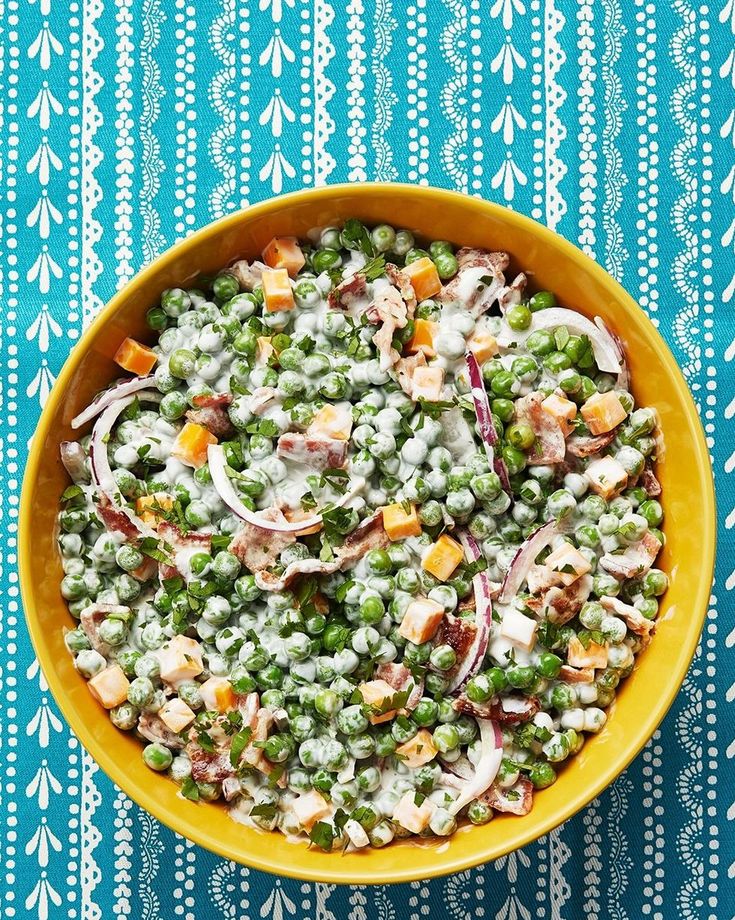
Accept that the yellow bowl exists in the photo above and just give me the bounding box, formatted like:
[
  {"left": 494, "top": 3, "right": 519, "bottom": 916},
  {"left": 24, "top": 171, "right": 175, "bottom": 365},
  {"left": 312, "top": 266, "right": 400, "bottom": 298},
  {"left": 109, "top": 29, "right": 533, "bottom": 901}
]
[{"left": 20, "top": 184, "right": 715, "bottom": 884}]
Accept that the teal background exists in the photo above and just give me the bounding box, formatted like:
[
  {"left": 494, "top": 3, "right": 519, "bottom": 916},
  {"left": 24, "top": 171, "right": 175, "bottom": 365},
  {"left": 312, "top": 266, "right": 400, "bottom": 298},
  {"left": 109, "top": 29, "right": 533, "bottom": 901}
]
[{"left": 2, "top": 0, "right": 734, "bottom": 917}]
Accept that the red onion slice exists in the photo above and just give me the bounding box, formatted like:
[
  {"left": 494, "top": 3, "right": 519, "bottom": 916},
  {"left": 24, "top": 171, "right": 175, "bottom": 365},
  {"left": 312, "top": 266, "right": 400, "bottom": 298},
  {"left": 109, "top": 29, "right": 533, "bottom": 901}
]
[
  {"left": 448, "top": 531, "right": 494, "bottom": 693},
  {"left": 465, "top": 352, "right": 512, "bottom": 493},
  {"left": 208, "top": 444, "right": 363, "bottom": 535},
  {"left": 448, "top": 718, "right": 503, "bottom": 815},
  {"left": 60, "top": 441, "right": 90, "bottom": 483},
  {"left": 498, "top": 519, "right": 558, "bottom": 604},
  {"left": 71, "top": 375, "right": 157, "bottom": 429},
  {"left": 497, "top": 308, "right": 622, "bottom": 375},
  {"left": 89, "top": 393, "right": 162, "bottom": 540}
]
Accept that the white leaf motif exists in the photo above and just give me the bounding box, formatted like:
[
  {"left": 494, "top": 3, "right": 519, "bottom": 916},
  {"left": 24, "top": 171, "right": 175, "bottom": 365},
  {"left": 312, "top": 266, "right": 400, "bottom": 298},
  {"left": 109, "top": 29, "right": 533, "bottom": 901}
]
[
  {"left": 27, "top": 137, "right": 63, "bottom": 184},
  {"left": 259, "top": 0, "right": 295, "bottom": 24},
  {"left": 259, "top": 90, "right": 296, "bottom": 138},
  {"left": 27, "top": 84, "right": 63, "bottom": 130},
  {"left": 28, "top": 23, "right": 64, "bottom": 71},
  {"left": 26, "top": 248, "right": 63, "bottom": 293},
  {"left": 490, "top": 97, "right": 527, "bottom": 144},
  {"left": 259, "top": 31, "right": 295, "bottom": 78},
  {"left": 490, "top": 38, "right": 526, "bottom": 85},
  {"left": 259, "top": 145, "right": 296, "bottom": 194},
  {"left": 489, "top": 0, "right": 525, "bottom": 29},
  {"left": 26, "top": 192, "right": 63, "bottom": 239}
]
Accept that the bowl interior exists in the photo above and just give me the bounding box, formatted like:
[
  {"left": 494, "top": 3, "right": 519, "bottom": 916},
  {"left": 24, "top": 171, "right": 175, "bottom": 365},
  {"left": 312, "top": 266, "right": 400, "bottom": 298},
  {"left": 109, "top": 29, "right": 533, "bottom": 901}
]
[{"left": 21, "top": 185, "right": 715, "bottom": 884}]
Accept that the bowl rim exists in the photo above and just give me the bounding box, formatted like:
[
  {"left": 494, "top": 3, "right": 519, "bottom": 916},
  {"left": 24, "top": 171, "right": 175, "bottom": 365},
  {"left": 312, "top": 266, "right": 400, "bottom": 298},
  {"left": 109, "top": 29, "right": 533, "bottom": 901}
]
[{"left": 20, "top": 183, "right": 716, "bottom": 884}]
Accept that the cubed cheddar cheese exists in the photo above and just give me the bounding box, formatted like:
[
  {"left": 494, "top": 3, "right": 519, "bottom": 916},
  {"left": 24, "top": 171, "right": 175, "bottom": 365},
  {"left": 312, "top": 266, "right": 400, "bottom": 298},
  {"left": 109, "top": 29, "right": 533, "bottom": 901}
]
[
  {"left": 585, "top": 456, "right": 629, "bottom": 500},
  {"left": 262, "top": 236, "right": 306, "bottom": 277},
  {"left": 344, "top": 819, "right": 370, "bottom": 848},
  {"left": 284, "top": 507, "right": 323, "bottom": 537},
  {"left": 292, "top": 789, "right": 331, "bottom": 831},
  {"left": 261, "top": 268, "right": 295, "bottom": 312},
  {"left": 135, "top": 491, "right": 174, "bottom": 528},
  {"left": 87, "top": 665, "right": 130, "bottom": 709},
  {"left": 395, "top": 728, "right": 438, "bottom": 768},
  {"left": 114, "top": 337, "right": 158, "bottom": 376},
  {"left": 467, "top": 329, "right": 499, "bottom": 364},
  {"left": 359, "top": 679, "right": 400, "bottom": 724},
  {"left": 398, "top": 598, "right": 445, "bottom": 645},
  {"left": 411, "top": 365, "right": 445, "bottom": 402},
  {"left": 392, "top": 791, "right": 436, "bottom": 834},
  {"left": 308, "top": 402, "right": 353, "bottom": 441},
  {"left": 256, "top": 336, "right": 275, "bottom": 366},
  {"left": 406, "top": 318, "right": 438, "bottom": 358},
  {"left": 542, "top": 393, "right": 578, "bottom": 437},
  {"left": 567, "top": 636, "right": 608, "bottom": 670},
  {"left": 382, "top": 502, "right": 422, "bottom": 541},
  {"left": 158, "top": 635, "right": 204, "bottom": 686},
  {"left": 198, "top": 676, "right": 236, "bottom": 713},
  {"left": 403, "top": 256, "right": 442, "bottom": 301},
  {"left": 171, "top": 422, "right": 217, "bottom": 469},
  {"left": 159, "top": 697, "right": 196, "bottom": 733},
  {"left": 499, "top": 609, "right": 538, "bottom": 653},
  {"left": 580, "top": 391, "right": 628, "bottom": 435},
  {"left": 422, "top": 534, "right": 464, "bottom": 582},
  {"left": 544, "top": 542, "right": 592, "bottom": 586}
]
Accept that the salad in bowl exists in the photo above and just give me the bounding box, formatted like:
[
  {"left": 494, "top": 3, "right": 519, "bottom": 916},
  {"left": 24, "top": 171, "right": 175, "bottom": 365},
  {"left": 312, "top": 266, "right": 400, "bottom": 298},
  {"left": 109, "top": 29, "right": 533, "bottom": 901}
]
[{"left": 56, "top": 219, "right": 666, "bottom": 852}]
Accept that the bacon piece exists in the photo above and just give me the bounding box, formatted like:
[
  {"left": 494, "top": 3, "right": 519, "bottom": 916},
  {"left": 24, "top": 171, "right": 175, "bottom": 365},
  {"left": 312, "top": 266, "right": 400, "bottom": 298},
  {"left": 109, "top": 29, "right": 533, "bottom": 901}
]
[
  {"left": 435, "top": 613, "right": 476, "bottom": 676},
  {"left": 498, "top": 272, "right": 527, "bottom": 312},
  {"left": 255, "top": 557, "right": 340, "bottom": 593},
  {"left": 186, "top": 394, "right": 235, "bottom": 439},
  {"left": 187, "top": 744, "right": 235, "bottom": 784},
  {"left": 394, "top": 351, "right": 427, "bottom": 397},
  {"left": 439, "top": 248, "right": 510, "bottom": 316},
  {"left": 334, "top": 510, "right": 390, "bottom": 568},
  {"left": 80, "top": 603, "right": 129, "bottom": 656},
  {"left": 230, "top": 507, "right": 297, "bottom": 573},
  {"left": 566, "top": 429, "right": 618, "bottom": 458},
  {"left": 240, "top": 707, "right": 287, "bottom": 786},
  {"left": 249, "top": 386, "right": 278, "bottom": 416},
  {"left": 558, "top": 665, "right": 595, "bottom": 683},
  {"left": 96, "top": 493, "right": 142, "bottom": 540},
  {"left": 276, "top": 432, "right": 348, "bottom": 470},
  {"left": 328, "top": 272, "right": 368, "bottom": 311},
  {"left": 229, "top": 259, "right": 266, "bottom": 291},
  {"left": 137, "top": 712, "right": 186, "bottom": 750},
  {"left": 526, "top": 574, "right": 593, "bottom": 626},
  {"left": 515, "top": 392, "right": 566, "bottom": 465},
  {"left": 600, "top": 530, "right": 661, "bottom": 579},
  {"left": 374, "top": 662, "right": 424, "bottom": 711},
  {"left": 453, "top": 694, "right": 540, "bottom": 724},
  {"left": 60, "top": 441, "right": 90, "bottom": 483},
  {"left": 600, "top": 595, "right": 655, "bottom": 638},
  {"left": 369, "top": 284, "right": 409, "bottom": 371},
  {"left": 157, "top": 521, "right": 212, "bottom": 580},
  {"left": 385, "top": 263, "right": 417, "bottom": 315},
  {"left": 482, "top": 777, "right": 533, "bottom": 816},
  {"left": 640, "top": 466, "right": 661, "bottom": 497}
]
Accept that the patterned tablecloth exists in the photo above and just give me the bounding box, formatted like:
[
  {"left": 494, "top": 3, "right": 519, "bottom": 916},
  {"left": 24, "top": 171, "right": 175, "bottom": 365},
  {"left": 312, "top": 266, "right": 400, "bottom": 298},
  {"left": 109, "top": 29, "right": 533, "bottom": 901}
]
[{"left": 2, "top": 0, "right": 734, "bottom": 917}]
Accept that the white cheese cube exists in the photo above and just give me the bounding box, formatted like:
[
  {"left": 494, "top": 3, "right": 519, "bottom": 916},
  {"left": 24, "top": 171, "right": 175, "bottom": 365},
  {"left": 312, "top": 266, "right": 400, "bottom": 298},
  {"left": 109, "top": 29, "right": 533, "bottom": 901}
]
[
  {"left": 499, "top": 609, "right": 538, "bottom": 652},
  {"left": 392, "top": 791, "right": 436, "bottom": 834},
  {"left": 411, "top": 366, "right": 445, "bottom": 402},
  {"left": 158, "top": 635, "right": 204, "bottom": 686},
  {"left": 159, "top": 697, "right": 196, "bottom": 733},
  {"left": 291, "top": 789, "right": 331, "bottom": 831},
  {"left": 585, "top": 456, "right": 628, "bottom": 500},
  {"left": 544, "top": 542, "right": 592, "bottom": 586},
  {"left": 344, "top": 819, "right": 370, "bottom": 848},
  {"left": 398, "top": 597, "right": 445, "bottom": 645}
]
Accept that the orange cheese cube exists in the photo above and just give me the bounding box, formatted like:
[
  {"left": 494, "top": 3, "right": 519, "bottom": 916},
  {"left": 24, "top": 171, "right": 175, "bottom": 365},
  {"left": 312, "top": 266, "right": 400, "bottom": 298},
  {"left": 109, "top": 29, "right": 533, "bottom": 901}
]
[
  {"left": 261, "top": 268, "right": 295, "bottom": 312},
  {"left": 284, "top": 508, "right": 323, "bottom": 537},
  {"left": 256, "top": 336, "right": 275, "bottom": 366},
  {"left": 382, "top": 502, "right": 422, "bottom": 541},
  {"left": 171, "top": 422, "right": 217, "bottom": 469},
  {"left": 422, "top": 534, "right": 464, "bottom": 582},
  {"left": 135, "top": 491, "right": 174, "bottom": 528},
  {"left": 392, "top": 791, "right": 436, "bottom": 833},
  {"left": 158, "top": 635, "right": 204, "bottom": 686},
  {"left": 580, "top": 391, "right": 628, "bottom": 435},
  {"left": 467, "top": 329, "right": 499, "bottom": 363},
  {"left": 114, "top": 337, "right": 158, "bottom": 376},
  {"left": 359, "top": 679, "right": 400, "bottom": 724},
  {"left": 262, "top": 236, "right": 306, "bottom": 277},
  {"left": 292, "top": 789, "right": 332, "bottom": 831},
  {"left": 406, "top": 319, "right": 438, "bottom": 358},
  {"left": 500, "top": 609, "right": 538, "bottom": 652},
  {"left": 87, "top": 665, "right": 130, "bottom": 709},
  {"left": 399, "top": 597, "right": 445, "bottom": 645},
  {"left": 567, "top": 636, "right": 608, "bottom": 670},
  {"left": 308, "top": 402, "right": 353, "bottom": 440},
  {"left": 395, "top": 729, "right": 438, "bottom": 768},
  {"left": 544, "top": 542, "right": 592, "bottom": 586},
  {"left": 585, "top": 456, "right": 628, "bottom": 500},
  {"left": 542, "top": 393, "right": 578, "bottom": 437},
  {"left": 403, "top": 256, "right": 442, "bottom": 301},
  {"left": 198, "top": 677, "right": 236, "bottom": 713},
  {"left": 411, "top": 365, "right": 445, "bottom": 402},
  {"left": 159, "top": 697, "right": 196, "bottom": 733}
]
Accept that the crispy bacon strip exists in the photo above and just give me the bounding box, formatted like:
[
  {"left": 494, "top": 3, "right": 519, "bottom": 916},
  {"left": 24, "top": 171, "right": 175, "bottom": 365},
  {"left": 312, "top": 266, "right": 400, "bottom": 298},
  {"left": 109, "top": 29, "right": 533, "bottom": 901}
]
[
  {"left": 157, "top": 521, "right": 212, "bottom": 581},
  {"left": 80, "top": 603, "right": 130, "bottom": 656},
  {"left": 328, "top": 272, "right": 368, "bottom": 311},
  {"left": 334, "top": 510, "right": 390, "bottom": 568},
  {"left": 276, "top": 432, "right": 348, "bottom": 470},
  {"left": 440, "top": 248, "right": 510, "bottom": 316},
  {"left": 566, "top": 428, "right": 618, "bottom": 458},
  {"left": 230, "top": 507, "right": 296, "bottom": 573},
  {"left": 453, "top": 694, "right": 540, "bottom": 724},
  {"left": 137, "top": 712, "right": 185, "bottom": 750},
  {"left": 394, "top": 351, "right": 427, "bottom": 397},
  {"left": 515, "top": 392, "right": 566, "bottom": 465},
  {"left": 600, "top": 531, "right": 662, "bottom": 579},
  {"left": 482, "top": 777, "right": 533, "bottom": 815},
  {"left": 369, "top": 284, "right": 409, "bottom": 371}
]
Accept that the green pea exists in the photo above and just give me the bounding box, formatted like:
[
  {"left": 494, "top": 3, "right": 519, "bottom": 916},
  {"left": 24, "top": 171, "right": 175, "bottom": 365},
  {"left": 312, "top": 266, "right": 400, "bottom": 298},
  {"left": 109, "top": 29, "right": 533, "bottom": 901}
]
[
  {"left": 212, "top": 551, "right": 241, "bottom": 581},
  {"left": 429, "top": 644, "right": 457, "bottom": 671},
  {"left": 530, "top": 761, "right": 557, "bottom": 789},
  {"left": 482, "top": 358, "right": 504, "bottom": 383},
  {"left": 169, "top": 348, "right": 197, "bottom": 379},
  {"left": 213, "top": 273, "right": 239, "bottom": 301},
  {"left": 643, "top": 569, "right": 668, "bottom": 597},
  {"left": 526, "top": 330, "right": 556, "bottom": 356},
  {"left": 161, "top": 288, "right": 191, "bottom": 317},
  {"left": 413, "top": 698, "right": 439, "bottom": 727},
  {"left": 320, "top": 372, "right": 349, "bottom": 400},
  {"left": 424, "top": 671, "right": 449, "bottom": 696},
  {"left": 374, "top": 728, "right": 397, "bottom": 757},
  {"left": 433, "top": 723, "right": 460, "bottom": 753},
  {"left": 543, "top": 350, "right": 572, "bottom": 373},
  {"left": 466, "top": 673, "right": 494, "bottom": 704},
  {"left": 147, "top": 306, "right": 168, "bottom": 331},
  {"left": 537, "top": 652, "right": 562, "bottom": 679},
  {"left": 559, "top": 370, "right": 582, "bottom": 395},
  {"left": 405, "top": 247, "right": 430, "bottom": 265},
  {"left": 506, "top": 665, "right": 535, "bottom": 689},
  {"left": 393, "top": 229, "right": 415, "bottom": 257},
  {"left": 160, "top": 391, "right": 188, "bottom": 421},
  {"left": 506, "top": 303, "right": 532, "bottom": 331},
  {"left": 371, "top": 224, "right": 396, "bottom": 253},
  {"left": 492, "top": 398, "right": 515, "bottom": 423},
  {"left": 468, "top": 800, "right": 493, "bottom": 825},
  {"left": 502, "top": 444, "right": 527, "bottom": 476},
  {"left": 434, "top": 252, "right": 458, "bottom": 280},
  {"left": 639, "top": 499, "right": 663, "bottom": 527},
  {"left": 115, "top": 544, "right": 144, "bottom": 573},
  {"left": 232, "top": 329, "right": 257, "bottom": 356},
  {"left": 359, "top": 595, "right": 385, "bottom": 625},
  {"left": 550, "top": 684, "right": 575, "bottom": 710},
  {"left": 529, "top": 290, "right": 556, "bottom": 312},
  {"left": 506, "top": 422, "right": 536, "bottom": 451},
  {"left": 257, "top": 664, "right": 283, "bottom": 690},
  {"left": 312, "top": 248, "right": 342, "bottom": 274},
  {"left": 366, "top": 548, "right": 392, "bottom": 576},
  {"left": 490, "top": 370, "right": 520, "bottom": 399},
  {"left": 143, "top": 743, "right": 173, "bottom": 772}
]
